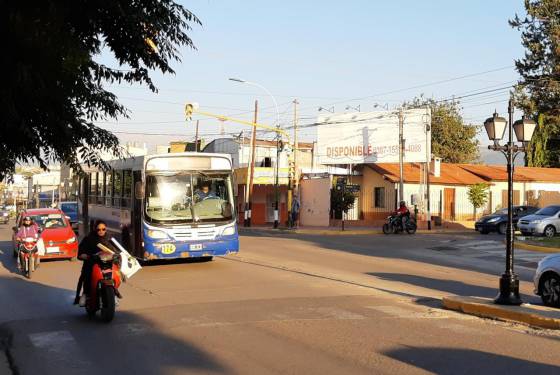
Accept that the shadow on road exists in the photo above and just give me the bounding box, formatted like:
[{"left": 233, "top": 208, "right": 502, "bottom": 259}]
[
  {"left": 384, "top": 346, "right": 560, "bottom": 374},
  {"left": 0, "top": 240, "right": 19, "bottom": 276},
  {"left": 0, "top": 275, "right": 227, "bottom": 375},
  {"left": 367, "top": 272, "right": 540, "bottom": 304},
  {"left": 240, "top": 231, "right": 537, "bottom": 282}
]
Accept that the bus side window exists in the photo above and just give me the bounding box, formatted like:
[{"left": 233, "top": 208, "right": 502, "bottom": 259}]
[
  {"left": 89, "top": 172, "right": 97, "bottom": 204},
  {"left": 123, "top": 170, "right": 133, "bottom": 208},
  {"left": 105, "top": 170, "right": 113, "bottom": 207},
  {"left": 97, "top": 172, "right": 105, "bottom": 205},
  {"left": 113, "top": 170, "right": 123, "bottom": 208}
]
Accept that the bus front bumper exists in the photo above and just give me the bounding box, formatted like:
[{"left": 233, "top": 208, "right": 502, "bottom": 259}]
[{"left": 143, "top": 237, "right": 239, "bottom": 260}]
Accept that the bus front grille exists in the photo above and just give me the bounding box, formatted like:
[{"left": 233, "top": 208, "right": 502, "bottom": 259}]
[{"left": 172, "top": 230, "right": 216, "bottom": 240}]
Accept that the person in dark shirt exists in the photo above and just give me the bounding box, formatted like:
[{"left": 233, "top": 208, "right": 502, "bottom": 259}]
[{"left": 74, "top": 220, "right": 115, "bottom": 305}]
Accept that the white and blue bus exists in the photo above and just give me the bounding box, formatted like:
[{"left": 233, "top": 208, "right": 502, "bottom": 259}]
[{"left": 80, "top": 152, "right": 238, "bottom": 261}]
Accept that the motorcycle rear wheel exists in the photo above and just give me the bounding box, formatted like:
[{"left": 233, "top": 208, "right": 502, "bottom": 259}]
[
  {"left": 406, "top": 222, "right": 417, "bottom": 234},
  {"left": 100, "top": 287, "right": 116, "bottom": 323}
]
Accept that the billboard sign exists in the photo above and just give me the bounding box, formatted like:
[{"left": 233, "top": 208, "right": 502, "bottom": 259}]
[{"left": 316, "top": 108, "right": 431, "bottom": 164}]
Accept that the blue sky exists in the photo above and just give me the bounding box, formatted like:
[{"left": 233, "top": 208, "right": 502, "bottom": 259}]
[{"left": 99, "top": 0, "right": 528, "bottom": 150}]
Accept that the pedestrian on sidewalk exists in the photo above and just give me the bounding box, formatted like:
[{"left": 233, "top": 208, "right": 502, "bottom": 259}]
[{"left": 291, "top": 193, "right": 300, "bottom": 228}]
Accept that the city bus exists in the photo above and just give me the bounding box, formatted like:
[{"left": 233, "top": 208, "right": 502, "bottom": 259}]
[{"left": 80, "top": 152, "right": 238, "bottom": 261}]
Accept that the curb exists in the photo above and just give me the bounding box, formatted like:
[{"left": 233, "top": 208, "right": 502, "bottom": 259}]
[
  {"left": 442, "top": 295, "right": 560, "bottom": 330},
  {"left": 515, "top": 241, "right": 560, "bottom": 254}
]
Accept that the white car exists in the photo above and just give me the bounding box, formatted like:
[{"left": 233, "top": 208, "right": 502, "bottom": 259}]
[{"left": 534, "top": 253, "right": 560, "bottom": 307}]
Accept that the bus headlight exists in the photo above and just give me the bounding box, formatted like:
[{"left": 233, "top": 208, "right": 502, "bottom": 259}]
[
  {"left": 221, "top": 226, "right": 236, "bottom": 236},
  {"left": 66, "top": 237, "right": 77, "bottom": 244},
  {"left": 147, "top": 230, "right": 169, "bottom": 239}
]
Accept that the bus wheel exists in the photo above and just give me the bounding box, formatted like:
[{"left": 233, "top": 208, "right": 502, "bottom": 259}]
[{"left": 200, "top": 256, "right": 213, "bottom": 262}]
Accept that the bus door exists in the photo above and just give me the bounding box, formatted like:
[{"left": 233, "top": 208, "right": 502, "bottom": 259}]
[{"left": 131, "top": 170, "right": 143, "bottom": 258}]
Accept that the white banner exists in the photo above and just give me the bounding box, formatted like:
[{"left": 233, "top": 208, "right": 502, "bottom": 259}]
[{"left": 316, "top": 108, "right": 431, "bottom": 164}]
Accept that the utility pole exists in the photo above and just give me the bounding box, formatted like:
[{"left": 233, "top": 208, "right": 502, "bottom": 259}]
[
  {"left": 244, "top": 101, "right": 258, "bottom": 227},
  {"left": 274, "top": 116, "right": 280, "bottom": 229},
  {"left": 425, "top": 106, "right": 432, "bottom": 230},
  {"left": 194, "top": 120, "right": 200, "bottom": 152},
  {"left": 287, "top": 99, "right": 299, "bottom": 228},
  {"left": 398, "top": 109, "right": 404, "bottom": 204},
  {"left": 248, "top": 100, "right": 258, "bottom": 227}
]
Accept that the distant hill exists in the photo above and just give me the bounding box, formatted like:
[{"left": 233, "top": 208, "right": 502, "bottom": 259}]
[{"left": 478, "top": 145, "right": 525, "bottom": 166}]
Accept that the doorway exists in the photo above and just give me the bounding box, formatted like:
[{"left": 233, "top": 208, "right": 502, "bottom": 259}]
[{"left": 443, "top": 188, "right": 455, "bottom": 221}]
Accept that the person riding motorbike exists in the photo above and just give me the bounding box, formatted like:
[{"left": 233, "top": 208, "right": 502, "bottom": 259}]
[
  {"left": 395, "top": 201, "right": 411, "bottom": 230},
  {"left": 15, "top": 216, "right": 40, "bottom": 270},
  {"left": 74, "top": 220, "right": 119, "bottom": 305}
]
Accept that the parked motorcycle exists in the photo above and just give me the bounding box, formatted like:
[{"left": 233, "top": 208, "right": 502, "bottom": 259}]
[
  {"left": 382, "top": 214, "right": 417, "bottom": 235},
  {"left": 18, "top": 237, "right": 40, "bottom": 279},
  {"left": 85, "top": 246, "right": 122, "bottom": 323}
]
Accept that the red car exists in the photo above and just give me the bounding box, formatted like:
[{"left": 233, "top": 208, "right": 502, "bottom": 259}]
[{"left": 12, "top": 208, "right": 78, "bottom": 260}]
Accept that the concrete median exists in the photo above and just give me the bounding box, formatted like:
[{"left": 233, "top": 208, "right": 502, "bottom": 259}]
[{"left": 442, "top": 295, "right": 560, "bottom": 330}]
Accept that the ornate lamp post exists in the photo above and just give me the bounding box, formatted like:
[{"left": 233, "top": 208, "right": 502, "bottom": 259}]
[{"left": 484, "top": 99, "right": 536, "bottom": 305}]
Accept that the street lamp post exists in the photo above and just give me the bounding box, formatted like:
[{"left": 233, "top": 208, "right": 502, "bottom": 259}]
[
  {"left": 229, "top": 78, "right": 281, "bottom": 228},
  {"left": 484, "top": 98, "right": 536, "bottom": 305}
]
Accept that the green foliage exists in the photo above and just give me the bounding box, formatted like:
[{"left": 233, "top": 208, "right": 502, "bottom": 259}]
[
  {"left": 467, "top": 183, "right": 489, "bottom": 210},
  {"left": 467, "top": 183, "right": 489, "bottom": 220},
  {"left": 330, "top": 188, "right": 356, "bottom": 215},
  {"left": 510, "top": 1, "right": 560, "bottom": 167},
  {"left": 1, "top": 1, "right": 201, "bottom": 180},
  {"left": 406, "top": 97, "right": 480, "bottom": 163}
]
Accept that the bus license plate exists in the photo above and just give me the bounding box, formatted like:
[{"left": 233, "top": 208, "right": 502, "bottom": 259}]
[
  {"left": 46, "top": 246, "right": 59, "bottom": 254},
  {"left": 190, "top": 244, "right": 203, "bottom": 251}
]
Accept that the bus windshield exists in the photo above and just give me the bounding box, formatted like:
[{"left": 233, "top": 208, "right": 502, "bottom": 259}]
[{"left": 145, "top": 172, "right": 234, "bottom": 224}]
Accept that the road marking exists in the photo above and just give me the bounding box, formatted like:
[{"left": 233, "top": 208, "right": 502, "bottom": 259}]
[
  {"left": 366, "top": 305, "right": 444, "bottom": 319},
  {"left": 454, "top": 241, "right": 501, "bottom": 248},
  {"left": 29, "top": 330, "right": 91, "bottom": 369}
]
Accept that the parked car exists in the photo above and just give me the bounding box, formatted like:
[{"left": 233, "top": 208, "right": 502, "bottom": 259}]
[
  {"left": 534, "top": 253, "right": 560, "bottom": 307},
  {"left": 0, "top": 205, "right": 9, "bottom": 224},
  {"left": 475, "top": 205, "right": 539, "bottom": 235},
  {"left": 517, "top": 205, "right": 560, "bottom": 238},
  {"left": 58, "top": 201, "right": 79, "bottom": 231},
  {"left": 12, "top": 208, "right": 78, "bottom": 260}
]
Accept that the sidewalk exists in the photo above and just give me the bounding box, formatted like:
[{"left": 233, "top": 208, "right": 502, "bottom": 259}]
[
  {"left": 443, "top": 296, "right": 560, "bottom": 330},
  {"left": 239, "top": 225, "right": 473, "bottom": 236}
]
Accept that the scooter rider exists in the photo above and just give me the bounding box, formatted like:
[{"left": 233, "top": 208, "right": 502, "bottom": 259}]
[
  {"left": 16, "top": 216, "right": 40, "bottom": 270},
  {"left": 395, "top": 200, "right": 410, "bottom": 229},
  {"left": 74, "top": 220, "right": 119, "bottom": 305}
]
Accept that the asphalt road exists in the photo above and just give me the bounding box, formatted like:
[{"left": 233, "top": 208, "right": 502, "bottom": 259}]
[{"left": 1, "top": 223, "right": 560, "bottom": 375}]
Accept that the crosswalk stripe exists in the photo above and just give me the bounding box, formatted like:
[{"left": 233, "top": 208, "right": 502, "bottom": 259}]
[
  {"left": 29, "top": 330, "right": 91, "bottom": 371},
  {"left": 454, "top": 241, "right": 501, "bottom": 248}
]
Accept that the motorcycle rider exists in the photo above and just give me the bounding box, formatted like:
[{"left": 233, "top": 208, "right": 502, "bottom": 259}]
[
  {"left": 15, "top": 216, "right": 40, "bottom": 270},
  {"left": 395, "top": 200, "right": 410, "bottom": 230},
  {"left": 74, "top": 220, "right": 118, "bottom": 305}
]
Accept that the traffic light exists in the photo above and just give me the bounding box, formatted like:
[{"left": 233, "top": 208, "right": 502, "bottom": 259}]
[{"left": 184, "top": 102, "right": 199, "bottom": 120}]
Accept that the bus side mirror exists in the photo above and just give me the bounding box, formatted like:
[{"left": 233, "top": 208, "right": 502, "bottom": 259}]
[{"left": 135, "top": 181, "right": 144, "bottom": 199}]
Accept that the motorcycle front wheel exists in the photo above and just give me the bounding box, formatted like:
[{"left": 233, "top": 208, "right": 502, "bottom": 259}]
[
  {"left": 27, "top": 255, "right": 33, "bottom": 279},
  {"left": 382, "top": 223, "right": 393, "bottom": 235},
  {"left": 100, "top": 287, "right": 116, "bottom": 323}
]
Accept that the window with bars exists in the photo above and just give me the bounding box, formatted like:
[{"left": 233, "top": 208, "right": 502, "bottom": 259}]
[{"left": 374, "top": 187, "right": 385, "bottom": 208}]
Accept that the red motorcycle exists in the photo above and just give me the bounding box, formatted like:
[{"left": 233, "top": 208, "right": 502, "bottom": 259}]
[
  {"left": 18, "top": 237, "right": 40, "bottom": 279},
  {"left": 85, "top": 246, "right": 122, "bottom": 323}
]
